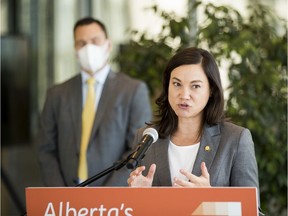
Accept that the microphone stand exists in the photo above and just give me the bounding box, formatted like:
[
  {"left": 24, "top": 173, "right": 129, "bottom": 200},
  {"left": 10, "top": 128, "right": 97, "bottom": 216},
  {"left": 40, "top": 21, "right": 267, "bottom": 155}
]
[{"left": 76, "top": 154, "right": 132, "bottom": 187}]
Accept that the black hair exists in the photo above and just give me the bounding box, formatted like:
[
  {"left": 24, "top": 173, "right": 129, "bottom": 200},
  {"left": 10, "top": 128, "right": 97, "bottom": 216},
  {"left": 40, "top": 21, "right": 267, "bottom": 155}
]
[
  {"left": 73, "top": 17, "right": 108, "bottom": 38},
  {"left": 150, "top": 47, "right": 225, "bottom": 138}
]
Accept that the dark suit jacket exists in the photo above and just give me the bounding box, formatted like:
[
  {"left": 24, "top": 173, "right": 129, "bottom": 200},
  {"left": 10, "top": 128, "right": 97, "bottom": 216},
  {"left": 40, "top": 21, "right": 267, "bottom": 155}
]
[
  {"left": 133, "top": 122, "right": 260, "bottom": 203},
  {"left": 37, "top": 70, "right": 152, "bottom": 186}
]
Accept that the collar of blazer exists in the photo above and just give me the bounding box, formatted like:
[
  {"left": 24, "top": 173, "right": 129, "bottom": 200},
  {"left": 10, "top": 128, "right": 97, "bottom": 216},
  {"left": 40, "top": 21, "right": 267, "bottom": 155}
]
[
  {"left": 89, "top": 70, "right": 116, "bottom": 138},
  {"left": 68, "top": 75, "right": 84, "bottom": 153},
  {"left": 193, "top": 123, "right": 221, "bottom": 176}
]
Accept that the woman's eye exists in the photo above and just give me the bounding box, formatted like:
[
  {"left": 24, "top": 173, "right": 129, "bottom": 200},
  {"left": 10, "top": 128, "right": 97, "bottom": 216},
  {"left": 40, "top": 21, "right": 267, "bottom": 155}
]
[
  {"left": 192, "top": 85, "right": 201, "bottom": 89},
  {"left": 173, "top": 82, "right": 181, "bottom": 87}
]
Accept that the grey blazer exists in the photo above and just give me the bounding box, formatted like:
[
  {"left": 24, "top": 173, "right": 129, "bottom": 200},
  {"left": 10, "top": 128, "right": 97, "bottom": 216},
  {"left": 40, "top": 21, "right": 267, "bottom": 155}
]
[
  {"left": 37, "top": 70, "right": 152, "bottom": 186},
  {"left": 133, "top": 122, "right": 260, "bottom": 202}
]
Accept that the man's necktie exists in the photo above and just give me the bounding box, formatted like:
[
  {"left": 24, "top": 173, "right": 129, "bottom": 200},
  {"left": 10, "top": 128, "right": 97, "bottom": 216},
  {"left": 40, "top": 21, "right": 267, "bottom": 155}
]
[{"left": 78, "top": 77, "right": 96, "bottom": 182}]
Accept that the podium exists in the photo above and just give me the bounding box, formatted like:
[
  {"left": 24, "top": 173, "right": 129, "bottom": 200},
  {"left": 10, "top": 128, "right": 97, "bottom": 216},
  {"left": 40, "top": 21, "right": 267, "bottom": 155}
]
[{"left": 25, "top": 187, "right": 258, "bottom": 216}]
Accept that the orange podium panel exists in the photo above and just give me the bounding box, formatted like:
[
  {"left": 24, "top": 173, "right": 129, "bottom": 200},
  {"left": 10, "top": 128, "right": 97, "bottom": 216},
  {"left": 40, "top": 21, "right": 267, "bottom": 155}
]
[{"left": 25, "top": 187, "right": 258, "bottom": 216}]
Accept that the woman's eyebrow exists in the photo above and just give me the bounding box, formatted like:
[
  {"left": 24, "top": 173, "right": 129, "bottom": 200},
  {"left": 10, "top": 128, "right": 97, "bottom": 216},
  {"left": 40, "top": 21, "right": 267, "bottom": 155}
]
[
  {"left": 171, "top": 77, "right": 181, "bottom": 82},
  {"left": 171, "top": 77, "right": 203, "bottom": 83}
]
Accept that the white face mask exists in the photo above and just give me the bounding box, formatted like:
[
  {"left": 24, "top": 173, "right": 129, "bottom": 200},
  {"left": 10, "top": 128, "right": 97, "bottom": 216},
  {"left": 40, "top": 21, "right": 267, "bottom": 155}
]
[{"left": 77, "top": 42, "right": 109, "bottom": 74}]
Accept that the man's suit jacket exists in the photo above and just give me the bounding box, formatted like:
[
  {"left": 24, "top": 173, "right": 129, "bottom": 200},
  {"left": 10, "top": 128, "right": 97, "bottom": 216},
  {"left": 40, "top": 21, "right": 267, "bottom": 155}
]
[
  {"left": 37, "top": 70, "right": 152, "bottom": 186},
  {"left": 134, "top": 122, "right": 260, "bottom": 198}
]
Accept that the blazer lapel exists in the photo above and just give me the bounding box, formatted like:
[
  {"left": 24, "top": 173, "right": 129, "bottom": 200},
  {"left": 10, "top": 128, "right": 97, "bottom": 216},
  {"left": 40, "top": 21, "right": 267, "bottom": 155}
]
[
  {"left": 90, "top": 70, "right": 116, "bottom": 137},
  {"left": 69, "top": 75, "right": 83, "bottom": 153},
  {"left": 192, "top": 124, "right": 221, "bottom": 176},
  {"left": 154, "top": 138, "right": 172, "bottom": 186}
]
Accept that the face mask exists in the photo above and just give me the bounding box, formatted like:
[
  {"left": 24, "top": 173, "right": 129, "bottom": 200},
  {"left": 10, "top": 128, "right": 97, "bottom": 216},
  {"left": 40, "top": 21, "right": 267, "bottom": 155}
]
[{"left": 77, "top": 42, "right": 109, "bottom": 73}]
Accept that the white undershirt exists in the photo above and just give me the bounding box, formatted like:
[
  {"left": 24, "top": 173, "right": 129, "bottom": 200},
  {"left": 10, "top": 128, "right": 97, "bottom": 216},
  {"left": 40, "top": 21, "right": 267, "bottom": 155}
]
[{"left": 168, "top": 140, "right": 200, "bottom": 183}]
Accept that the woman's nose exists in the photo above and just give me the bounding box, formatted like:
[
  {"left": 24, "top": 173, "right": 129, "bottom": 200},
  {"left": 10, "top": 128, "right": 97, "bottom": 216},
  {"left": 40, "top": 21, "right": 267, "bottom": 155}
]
[{"left": 180, "top": 87, "right": 191, "bottom": 99}]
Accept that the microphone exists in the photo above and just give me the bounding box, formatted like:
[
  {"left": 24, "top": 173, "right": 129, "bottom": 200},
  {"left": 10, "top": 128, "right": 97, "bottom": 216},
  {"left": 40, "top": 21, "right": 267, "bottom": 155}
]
[{"left": 126, "top": 128, "right": 158, "bottom": 169}]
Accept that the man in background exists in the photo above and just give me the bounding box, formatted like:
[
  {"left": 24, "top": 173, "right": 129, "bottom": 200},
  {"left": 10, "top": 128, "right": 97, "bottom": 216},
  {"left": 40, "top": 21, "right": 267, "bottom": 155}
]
[{"left": 37, "top": 17, "right": 152, "bottom": 186}]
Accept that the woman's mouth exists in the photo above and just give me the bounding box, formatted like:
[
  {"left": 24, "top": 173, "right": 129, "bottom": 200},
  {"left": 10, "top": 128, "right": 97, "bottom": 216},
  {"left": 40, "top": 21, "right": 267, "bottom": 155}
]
[{"left": 178, "top": 103, "right": 190, "bottom": 109}]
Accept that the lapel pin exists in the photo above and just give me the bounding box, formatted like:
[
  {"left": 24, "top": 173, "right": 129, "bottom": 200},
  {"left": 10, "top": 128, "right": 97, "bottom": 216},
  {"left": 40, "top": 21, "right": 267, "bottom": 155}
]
[{"left": 204, "top": 145, "right": 211, "bottom": 151}]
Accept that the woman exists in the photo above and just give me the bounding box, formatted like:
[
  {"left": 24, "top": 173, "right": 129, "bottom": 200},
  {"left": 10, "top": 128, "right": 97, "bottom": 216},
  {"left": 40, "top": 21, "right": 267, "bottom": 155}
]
[{"left": 127, "top": 47, "right": 260, "bottom": 201}]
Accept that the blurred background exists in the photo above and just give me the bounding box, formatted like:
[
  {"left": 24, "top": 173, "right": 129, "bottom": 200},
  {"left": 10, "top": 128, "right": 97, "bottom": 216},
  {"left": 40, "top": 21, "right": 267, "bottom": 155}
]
[{"left": 1, "top": 0, "right": 287, "bottom": 215}]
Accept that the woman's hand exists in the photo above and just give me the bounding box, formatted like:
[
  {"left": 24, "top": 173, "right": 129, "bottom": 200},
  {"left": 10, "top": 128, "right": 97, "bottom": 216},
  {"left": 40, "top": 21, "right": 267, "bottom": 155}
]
[
  {"left": 173, "top": 162, "right": 211, "bottom": 187},
  {"left": 127, "top": 164, "right": 156, "bottom": 187}
]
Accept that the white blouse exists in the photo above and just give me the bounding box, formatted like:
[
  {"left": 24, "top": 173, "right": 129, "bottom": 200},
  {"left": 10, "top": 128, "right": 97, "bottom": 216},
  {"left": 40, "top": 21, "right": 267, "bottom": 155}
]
[{"left": 168, "top": 140, "right": 200, "bottom": 183}]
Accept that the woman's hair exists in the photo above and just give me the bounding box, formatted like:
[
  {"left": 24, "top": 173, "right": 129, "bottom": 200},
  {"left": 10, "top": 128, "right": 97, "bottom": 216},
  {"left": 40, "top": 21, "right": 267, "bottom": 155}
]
[{"left": 150, "top": 47, "right": 225, "bottom": 138}]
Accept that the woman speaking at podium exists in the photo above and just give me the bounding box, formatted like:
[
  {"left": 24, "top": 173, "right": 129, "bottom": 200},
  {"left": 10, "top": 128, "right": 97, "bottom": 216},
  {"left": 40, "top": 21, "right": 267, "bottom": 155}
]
[{"left": 127, "top": 47, "right": 261, "bottom": 212}]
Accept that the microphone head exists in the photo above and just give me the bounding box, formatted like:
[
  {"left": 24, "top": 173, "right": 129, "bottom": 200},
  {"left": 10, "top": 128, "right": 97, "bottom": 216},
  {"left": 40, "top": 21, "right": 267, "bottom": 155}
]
[{"left": 143, "top": 128, "right": 159, "bottom": 143}]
